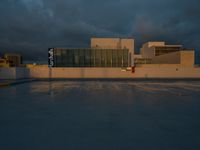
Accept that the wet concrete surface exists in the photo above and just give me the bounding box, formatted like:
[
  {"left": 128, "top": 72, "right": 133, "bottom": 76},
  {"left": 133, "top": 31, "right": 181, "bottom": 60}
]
[{"left": 0, "top": 80, "right": 200, "bottom": 150}]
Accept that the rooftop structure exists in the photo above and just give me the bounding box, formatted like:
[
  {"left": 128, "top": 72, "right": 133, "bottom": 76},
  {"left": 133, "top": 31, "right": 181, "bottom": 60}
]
[
  {"left": 91, "top": 38, "right": 134, "bottom": 53},
  {"left": 135, "top": 41, "right": 195, "bottom": 67},
  {"left": 140, "top": 42, "right": 182, "bottom": 58},
  {"left": 151, "top": 50, "right": 195, "bottom": 67}
]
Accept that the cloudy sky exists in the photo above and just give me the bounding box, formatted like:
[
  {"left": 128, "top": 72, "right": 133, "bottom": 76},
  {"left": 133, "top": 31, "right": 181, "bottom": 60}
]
[{"left": 0, "top": 0, "right": 200, "bottom": 62}]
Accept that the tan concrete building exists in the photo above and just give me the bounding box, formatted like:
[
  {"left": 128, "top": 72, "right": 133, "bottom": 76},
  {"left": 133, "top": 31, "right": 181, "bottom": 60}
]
[
  {"left": 1, "top": 39, "right": 199, "bottom": 80},
  {"left": 138, "top": 41, "right": 195, "bottom": 67},
  {"left": 91, "top": 38, "right": 134, "bottom": 52},
  {"left": 140, "top": 42, "right": 182, "bottom": 58},
  {"left": 151, "top": 50, "right": 195, "bottom": 67}
]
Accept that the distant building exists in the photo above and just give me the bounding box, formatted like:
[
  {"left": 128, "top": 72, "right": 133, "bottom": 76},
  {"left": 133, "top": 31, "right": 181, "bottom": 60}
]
[
  {"left": 48, "top": 38, "right": 195, "bottom": 68},
  {"left": 140, "top": 42, "right": 182, "bottom": 58},
  {"left": 137, "top": 41, "right": 195, "bottom": 67},
  {"left": 0, "top": 58, "right": 10, "bottom": 67},
  {"left": 4, "top": 53, "right": 22, "bottom": 67},
  {"left": 49, "top": 38, "right": 135, "bottom": 68},
  {"left": 151, "top": 50, "right": 195, "bottom": 67}
]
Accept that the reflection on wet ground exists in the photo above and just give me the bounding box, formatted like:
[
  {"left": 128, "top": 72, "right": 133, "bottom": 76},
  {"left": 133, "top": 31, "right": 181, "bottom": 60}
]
[
  {"left": 0, "top": 80, "right": 200, "bottom": 150},
  {"left": 29, "top": 80, "right": 200, "bottom": 96}
]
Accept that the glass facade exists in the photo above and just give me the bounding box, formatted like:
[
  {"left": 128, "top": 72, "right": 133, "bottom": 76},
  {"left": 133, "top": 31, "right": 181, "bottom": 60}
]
[{"left": 49, "top": 48, "right": 129, "bottom": 67}]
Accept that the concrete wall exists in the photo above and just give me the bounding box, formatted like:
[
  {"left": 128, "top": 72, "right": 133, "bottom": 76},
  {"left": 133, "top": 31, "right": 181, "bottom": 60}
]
[
  {"left": 180, "top": 51, "right": 195, "bottom": 67},
  {"left": 1, "top": 65, "right": 200, "bottom": 79},
  {"left": 29, "top": 66, "right": 200, "bottom": 79},
  {"left": 15, "top": 68, "right": 29, "bottom": 79},
  {"left": 152, "top": 51, "right": 181, "bottom": 64},
  {"left": 120, "top": 39, "right": 134, "bottom": 66},
  {"left": 146, "top": 42, "right": 165, "bottom": 47},
  {"left": 0, "top": 68, "right": 16, "bottom": 79},
  {"left": 29, "top": 67, "right": 49, "bottom": 78},
  {"left": 151, "top": 51, "right": 195, "bottom": 67},
  {"left": 0, "top": 67, "right": 29, "bottom": 79},
  {"left": 134, "top": 64, "right": 200, "bottom": 78},
  {"left": 90, "top": 38, "right": 134, "bottom": 53},
  {"left": 121, "top": 39, "right": 134, "bottom": 54},
  {"left": 141, "top": 46, "right": 155, "bottom": 58},
  {"left": 30, "top": 67, "right": 133, "bottom": 79},
  {"left": 91, "top": 38, "right": 120, "bottom": 49}
]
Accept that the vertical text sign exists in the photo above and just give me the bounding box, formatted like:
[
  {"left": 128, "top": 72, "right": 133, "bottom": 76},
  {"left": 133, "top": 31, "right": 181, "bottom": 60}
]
[{"left": 48, "top": 48, "right": 54, "bottom": 67}]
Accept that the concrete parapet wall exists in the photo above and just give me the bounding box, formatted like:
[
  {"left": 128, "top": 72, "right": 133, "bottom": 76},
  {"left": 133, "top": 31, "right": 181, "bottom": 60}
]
[
  {"left": 134, "top": 65, "right": 200, "bottom": 78},
  {"left": 29, "top": 66, "right": 200, "bottom": 79},
  {"left": 0, "top": 68, "right": 16, "bottom": 79},
  {"left": 1, "top": 66, "right": 200, "bottom": 79},
  {"left": 29, "top": 67, "right": 49, "bottom": 78},
  {"left": 0, "top": 67, "right": 29, "bottom": 79},
  {"left": 30, "top": 67, "right": 133, "bottom": 79},
  {"left": 15, "top": 67, "right": 30, "bottom": 79}
]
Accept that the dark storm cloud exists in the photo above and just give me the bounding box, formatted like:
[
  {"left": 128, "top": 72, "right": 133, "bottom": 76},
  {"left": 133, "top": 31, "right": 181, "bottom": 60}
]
[{"left": 0, "top": 0, "right": 200, "bottom": 62}]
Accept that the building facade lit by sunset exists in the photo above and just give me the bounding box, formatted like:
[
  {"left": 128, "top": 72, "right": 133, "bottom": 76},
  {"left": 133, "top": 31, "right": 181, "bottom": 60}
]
[
  {"left": 137, "top": 42, "right": 195, "bottom": 67},
  {"left": 48, "top": 38, "right": 195, "bottom": 68},
  {"left": 140, "top": 42, "right": 182, "bottom": 58},
  {"left": 48, "top": 38, "right": 134, "bottom": 68},
  {"left": 1, "top": 37, "right": 200, "bottom": 79}
]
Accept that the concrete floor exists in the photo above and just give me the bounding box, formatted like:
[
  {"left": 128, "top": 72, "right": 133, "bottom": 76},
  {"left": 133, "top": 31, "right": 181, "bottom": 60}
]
[{"left": 0, "top": 80, "right": 200, "bottom": 150}]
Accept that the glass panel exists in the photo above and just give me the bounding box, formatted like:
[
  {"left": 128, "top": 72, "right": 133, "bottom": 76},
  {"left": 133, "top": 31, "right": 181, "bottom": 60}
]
[
  {"left": 79, "top": 49, "right": 85, "bottom": 67},
  {"left": 123, "top": 50, "right": 128, "bottom": 67},
  {"left": 74, "top": 49, "right": 80, "bottom": 67},
  {"left": 118, "top": 50, "right": 123, "bottom": 67},
  {"left": 56, "top": 49, "right": 62, "bottom": 67},
  {"left": 68, "top": 49, "right": 74, "bottom": 67},
  {"left": 95, "top": 49, "right": 101, "bottom": 67},
  {"left": 91, "top": 50, "right": 95, "bottom": 67},
  {"left": 106, "top": 50, "right": 112, "bottom": 67},
  {"left": 112, "top": 50, "right": 117, "bottom": 67},
  {"left": 85, "top": 49, "right": 91, "bottom": 67},
  {"left": 52, "top": 48, "right": 129, "bottom": 68},
  {"left": 101, "top": 49, "right": 106, "bottom": 67}
]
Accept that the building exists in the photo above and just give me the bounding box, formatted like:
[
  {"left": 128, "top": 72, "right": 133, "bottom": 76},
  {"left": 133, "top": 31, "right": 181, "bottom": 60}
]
[
  {"left": 0, "top": 58, "right": 10, "bottom": 67},
  {"left": 151, "top": 50, "right": 195, "bottom": 67},
  {"left": 137, "top": 41, "right": 195, "bottom": 67},
  {"left": 140, "top": 42, "right": 182, "bottom": 58},
  {"left": 48, "top": 39, "right": 195, "bottom": 68},
  {"left": 4, "top": 53, "right": 22, "bottom": 67},
  {"left": 1, "top": 38, "right": 200, "bottom": 79},
  {"left": 49, "top": 38, "right": 135, "bottom": 68}
]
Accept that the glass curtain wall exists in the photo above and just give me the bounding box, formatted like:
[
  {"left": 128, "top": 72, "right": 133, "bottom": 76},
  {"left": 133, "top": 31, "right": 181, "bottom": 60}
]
[{"left": 52, "top": 48, "right": 129, "bottom": 67}]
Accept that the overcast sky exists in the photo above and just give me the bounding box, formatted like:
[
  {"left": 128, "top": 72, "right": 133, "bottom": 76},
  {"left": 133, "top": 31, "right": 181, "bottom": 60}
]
[{"left": 0, "top": 0, "right": 200, "bottom": 62}]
